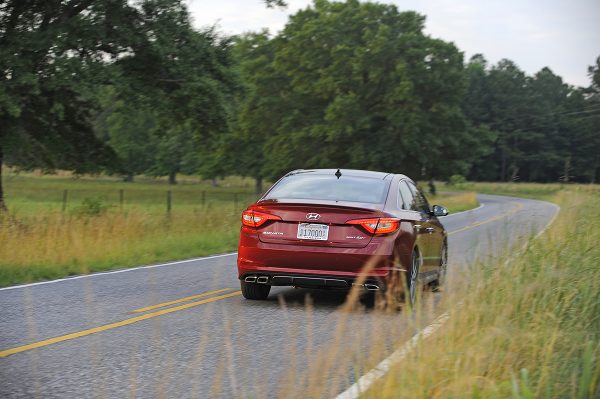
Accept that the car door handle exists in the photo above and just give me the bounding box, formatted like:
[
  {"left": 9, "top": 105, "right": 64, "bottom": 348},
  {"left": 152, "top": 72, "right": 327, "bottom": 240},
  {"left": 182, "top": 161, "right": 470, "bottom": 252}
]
[{"left": 425, "top": 227, "right": 435, "bottom": 234}]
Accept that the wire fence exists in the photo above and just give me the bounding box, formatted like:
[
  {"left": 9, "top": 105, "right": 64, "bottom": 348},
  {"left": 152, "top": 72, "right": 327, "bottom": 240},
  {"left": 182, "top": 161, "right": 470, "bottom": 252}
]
[{"left": 51, "top": 189, "right": 260, "bottom": 214}]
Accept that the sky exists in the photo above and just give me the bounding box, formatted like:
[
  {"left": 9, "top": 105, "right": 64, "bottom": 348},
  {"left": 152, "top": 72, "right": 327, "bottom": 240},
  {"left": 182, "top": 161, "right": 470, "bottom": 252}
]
[{"left": 187, "top": 0, "right": 600, "bottom": 87}]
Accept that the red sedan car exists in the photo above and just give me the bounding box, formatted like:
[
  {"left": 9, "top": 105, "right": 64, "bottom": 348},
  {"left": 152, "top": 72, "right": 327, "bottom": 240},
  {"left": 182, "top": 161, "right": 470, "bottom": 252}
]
[{"left": 237, "top": 169, "right": 448, "bottom": 303}]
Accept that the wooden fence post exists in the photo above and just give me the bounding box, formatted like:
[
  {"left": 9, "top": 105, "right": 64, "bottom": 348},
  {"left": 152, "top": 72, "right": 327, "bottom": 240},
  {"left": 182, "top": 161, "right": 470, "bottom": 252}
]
[{"left": 62, "top": 189, "right": 68, "bottom": 212}]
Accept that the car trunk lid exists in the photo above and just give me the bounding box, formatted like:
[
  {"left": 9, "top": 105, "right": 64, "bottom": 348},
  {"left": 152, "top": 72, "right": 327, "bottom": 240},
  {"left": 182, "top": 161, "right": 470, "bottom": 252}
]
[{"left": 252, "top": 200, "right": 384, "bottom": 248}]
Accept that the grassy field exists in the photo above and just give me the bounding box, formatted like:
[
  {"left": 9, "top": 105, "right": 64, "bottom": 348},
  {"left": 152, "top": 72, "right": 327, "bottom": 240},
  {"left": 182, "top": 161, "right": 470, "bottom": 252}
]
[
  {"left": 0, "top": 172, "right": 259, "bottom": 286},
  {"left": 361, "top": 184, "right": 600, "bottom": 398},
  {"left": 446, "top": 180, "right": 566, "bottom": 201},
  {"left": 0, "top": 171, "right": 477, "bottom": 287}
]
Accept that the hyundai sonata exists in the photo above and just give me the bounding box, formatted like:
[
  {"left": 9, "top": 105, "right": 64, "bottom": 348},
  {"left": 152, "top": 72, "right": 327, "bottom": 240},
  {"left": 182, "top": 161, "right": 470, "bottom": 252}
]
[{"left": 237, "top": 169, "right": 448, "bottom": 303}]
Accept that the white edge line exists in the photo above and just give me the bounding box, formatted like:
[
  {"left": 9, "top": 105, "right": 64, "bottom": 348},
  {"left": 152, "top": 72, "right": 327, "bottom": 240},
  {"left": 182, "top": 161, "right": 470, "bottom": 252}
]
[
  {"left": 335, "top": 200, "right": 561, "bottom": 399},
  {"left": 0, "top": 252, "right": 238, "bottom": 292},
  {"left": 336, "top": 312, "right": 450, "bottom": 399},
  {"left": 534, "top": 203, "right": 560, "bottom": 240}
]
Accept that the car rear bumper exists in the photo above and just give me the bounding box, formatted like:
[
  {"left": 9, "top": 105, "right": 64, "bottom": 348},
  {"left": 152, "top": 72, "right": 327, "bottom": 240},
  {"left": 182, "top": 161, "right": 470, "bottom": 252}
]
[
  {"left": 239, "top": 271, "right": 386, "bottom": 291},
  {"left": 237, "top": 231, "right": 399, "bottom": 286}
]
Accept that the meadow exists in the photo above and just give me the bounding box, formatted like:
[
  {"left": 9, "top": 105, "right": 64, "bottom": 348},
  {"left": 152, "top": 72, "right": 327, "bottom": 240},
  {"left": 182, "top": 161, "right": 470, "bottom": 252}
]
[
  {"left": 0, "top": 172, "right": 258, "bottom": 286},
  {"left": 0, "top": 171, "right": 476, "bottom": 287}
]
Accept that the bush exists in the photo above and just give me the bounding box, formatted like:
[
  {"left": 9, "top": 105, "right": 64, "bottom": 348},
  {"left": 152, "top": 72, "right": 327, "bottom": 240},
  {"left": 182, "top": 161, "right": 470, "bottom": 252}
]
[
  {"left": 447, "top": 174, "right": 467, "bottom": 186},
  {"left": 72, "top": 198, "right": 111, "bottom": 217}
]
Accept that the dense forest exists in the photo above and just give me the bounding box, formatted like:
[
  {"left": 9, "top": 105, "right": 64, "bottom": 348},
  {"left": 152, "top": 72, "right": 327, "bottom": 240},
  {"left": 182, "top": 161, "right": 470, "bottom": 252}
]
[{"left": 1, "top": 0, "right": 599, "bottom": 207}]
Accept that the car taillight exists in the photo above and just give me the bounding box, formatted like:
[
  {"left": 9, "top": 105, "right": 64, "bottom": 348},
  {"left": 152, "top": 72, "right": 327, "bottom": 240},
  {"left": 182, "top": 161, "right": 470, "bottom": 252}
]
[
  {"left": 346, "top": 218, "right": 400, "bottom": 234},
  {"left": 241, "top": 210, "right": 281, "bottom": 228}
]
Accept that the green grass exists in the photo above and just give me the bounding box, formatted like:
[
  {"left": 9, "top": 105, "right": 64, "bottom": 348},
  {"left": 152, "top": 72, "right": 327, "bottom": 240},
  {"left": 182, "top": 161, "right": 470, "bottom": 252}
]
[
  {"left": 445, "top": 180, "right": 568, "bottom": 201},
  {"left": 3, "top": 170, "right": 259, "bottom": 216}
]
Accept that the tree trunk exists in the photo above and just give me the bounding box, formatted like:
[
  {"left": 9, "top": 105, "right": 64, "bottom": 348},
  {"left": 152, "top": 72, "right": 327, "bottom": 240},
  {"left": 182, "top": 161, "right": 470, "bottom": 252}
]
[
  {"left": 501, "top": 146, "right": 507, "bottom": 181},
  {"left": 211, "top": 178, "right": 218, "bottom": 187},
  {"left": 562, "top": 156, "right": 571, "bottom": 183},
  {"left": 428, "top": 178, "right": 437, "bottom": 196},
  {"left": 123, "top": 172, "right": 134, "bottom": 182},
  {"left": 0, "top": 145, "right": 6, "bottom": 212},
  {"left": 255, "top": 176, "right": 263, "bottom": 196},
  {"left": 168, "top": 171, "right": 177, "bottom": 185}
]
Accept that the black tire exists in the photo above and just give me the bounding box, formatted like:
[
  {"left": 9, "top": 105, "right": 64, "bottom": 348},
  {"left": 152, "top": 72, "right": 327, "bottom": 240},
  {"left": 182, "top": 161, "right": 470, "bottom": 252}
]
[
  {"left": 407, "top": 250, "right": 421, "bottom": 305},
  {"left": 240, "top": 280, "right": 271, "bottom": 300},
  {"left": 431, "top": 241, "right": 448, "bottom": 291}
]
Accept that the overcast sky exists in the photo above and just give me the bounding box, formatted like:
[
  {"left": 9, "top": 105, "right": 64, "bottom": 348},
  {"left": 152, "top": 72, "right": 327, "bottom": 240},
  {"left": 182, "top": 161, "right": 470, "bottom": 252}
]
[{"left": 188, "top": 0, "right": 600, "bottom": 87}]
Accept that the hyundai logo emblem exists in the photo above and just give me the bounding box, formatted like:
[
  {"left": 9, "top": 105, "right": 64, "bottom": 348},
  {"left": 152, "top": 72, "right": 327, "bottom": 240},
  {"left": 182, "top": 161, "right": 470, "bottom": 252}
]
[{"left": 306, "top": 213, "right": 321, "bottom": 221}]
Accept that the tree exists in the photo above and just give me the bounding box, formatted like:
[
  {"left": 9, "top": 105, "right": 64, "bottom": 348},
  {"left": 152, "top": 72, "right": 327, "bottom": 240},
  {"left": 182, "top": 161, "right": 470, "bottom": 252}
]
[
  {"left": 113, "top": 2, "right": 238, "bottom": 184},
  {"left": 464, "top": 57, "right": 600, "bottom": 183},
  {"left": 0, "top": 0, "right": 142, "bottom": 210},
  {"left": 226, "top": 31, "right": 288, "bottom": 193},
  {"left": 264, "top": 0, "right": 287, "bottom": 7},
  {"left": 95, "top": 87, "right": 155, "bottom": 182},
  {"left": 238, "top": 0, "right": 491, "bottom": 181},
  {"left": 0, "top": 0, "right": 239, "bottom": 210}
]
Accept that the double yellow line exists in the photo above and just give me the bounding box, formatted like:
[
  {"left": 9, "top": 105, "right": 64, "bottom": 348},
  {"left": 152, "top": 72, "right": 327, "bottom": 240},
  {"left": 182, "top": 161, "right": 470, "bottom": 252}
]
[
  {"left": 448, "top": 201, "right": 524, "bottom": 236},
  {"left": 0, "top": 288, "right": 241, "bottom": 358}
]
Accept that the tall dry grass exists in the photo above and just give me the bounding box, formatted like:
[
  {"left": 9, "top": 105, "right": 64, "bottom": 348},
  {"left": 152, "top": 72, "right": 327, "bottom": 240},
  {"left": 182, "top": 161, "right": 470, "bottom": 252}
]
[
  {"left": 0, "top": 209, "right": 240, "bottom": 286},
  {"left": 360, "top": 189, "right": 600, "bottom": 398}
]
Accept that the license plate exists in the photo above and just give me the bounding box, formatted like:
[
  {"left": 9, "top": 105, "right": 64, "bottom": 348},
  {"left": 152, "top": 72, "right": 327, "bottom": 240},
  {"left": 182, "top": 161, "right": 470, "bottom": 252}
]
[{"left": 297, "top": 223, "right": 329, "bottom": 241}]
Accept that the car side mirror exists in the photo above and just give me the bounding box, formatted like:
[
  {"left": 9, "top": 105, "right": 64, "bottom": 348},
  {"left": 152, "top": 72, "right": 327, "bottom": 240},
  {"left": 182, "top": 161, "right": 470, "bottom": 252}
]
[{"left": 432, "top": 205, "right": 449, "bottom": 217}]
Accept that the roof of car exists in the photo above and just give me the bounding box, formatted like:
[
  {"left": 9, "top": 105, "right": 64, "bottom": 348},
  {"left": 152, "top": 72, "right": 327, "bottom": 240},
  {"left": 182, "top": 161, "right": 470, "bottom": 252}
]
[{"left": 285, "top": 169, "right": 409, "bottom": 181}]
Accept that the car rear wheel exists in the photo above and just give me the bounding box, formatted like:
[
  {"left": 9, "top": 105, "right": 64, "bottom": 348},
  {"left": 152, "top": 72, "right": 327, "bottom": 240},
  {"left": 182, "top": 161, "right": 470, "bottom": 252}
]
[
  {"left": 408, "top": 250, "right": 421, "bottom": 305},
  {"left": 431, "top": 241, "right": 448, "bottom": 291},
  {"left": 240, "top": 280, "right": 271, "bottom": 300}
]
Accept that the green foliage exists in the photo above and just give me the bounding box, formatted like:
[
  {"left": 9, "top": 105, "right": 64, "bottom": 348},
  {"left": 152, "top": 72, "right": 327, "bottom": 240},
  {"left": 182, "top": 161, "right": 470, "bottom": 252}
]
[
  {"left": 0, "top": 0, "right": 136, "bottom": 173},
  {"left": 72, "top": 198, "right": 111, "bottom": 217},
  {"left": 447, "top": 174, "right": 467, "bottom": 186},
  {"left": 464, "top": 56, "right": 600, "bottom": 183},
  {"left": 105, "top": 1, "right": 238, "bottom": 184},
  {"left": 233, "top": 1, "right": 493, "bottom": 181}
]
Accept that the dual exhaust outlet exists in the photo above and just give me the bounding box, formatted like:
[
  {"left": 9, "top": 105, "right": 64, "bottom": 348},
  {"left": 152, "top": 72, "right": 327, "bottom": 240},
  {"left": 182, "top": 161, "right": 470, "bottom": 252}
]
[
  {"left": 245, "top": 275, "right": 269, "bottom": 284},
  {"left": 353, "top": 283, "right": 381, "bottom": 291}
]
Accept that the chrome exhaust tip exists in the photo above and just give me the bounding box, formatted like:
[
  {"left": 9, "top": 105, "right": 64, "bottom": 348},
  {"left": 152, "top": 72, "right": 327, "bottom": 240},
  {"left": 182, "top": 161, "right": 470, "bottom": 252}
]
[
  {"left": 364, "top": 283, "right": 380, "bottom": 291},
  {"left": 244, "top": 276, "right": 257, "bottom": 283},
  {"left": 257, "top": 276, "right": 269, "bottom": 284}
]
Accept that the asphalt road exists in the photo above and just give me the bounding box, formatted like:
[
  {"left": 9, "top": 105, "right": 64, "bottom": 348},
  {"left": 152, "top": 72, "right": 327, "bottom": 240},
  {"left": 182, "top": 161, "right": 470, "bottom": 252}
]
[{"left": 0, "top": 194, "right": 558, "bottom": 398}]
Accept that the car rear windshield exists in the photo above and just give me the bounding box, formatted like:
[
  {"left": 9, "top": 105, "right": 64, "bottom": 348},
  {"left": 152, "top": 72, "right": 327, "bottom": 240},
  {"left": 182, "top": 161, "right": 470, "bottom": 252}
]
[{"left": 264, "top": 174, "right": 390, "bottom": 204}]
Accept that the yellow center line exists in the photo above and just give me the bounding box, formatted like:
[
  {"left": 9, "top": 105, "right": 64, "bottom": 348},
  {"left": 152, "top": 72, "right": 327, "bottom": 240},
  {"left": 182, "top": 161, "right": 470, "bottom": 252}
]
[
  {"left": 131, "top": 288, "right": 233, "bottom": 313},
  {"left": 448, "top": 201, "right": 524, "bottom": 236},
  {"left": 0, "top": 291, "right": 242, "bottom": 358}
]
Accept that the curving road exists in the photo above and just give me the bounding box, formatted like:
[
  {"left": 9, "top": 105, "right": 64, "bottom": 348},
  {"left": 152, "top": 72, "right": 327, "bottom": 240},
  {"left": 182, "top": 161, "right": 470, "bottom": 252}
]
[{"left": 0, "top": 194, "right": 558, "bottom": 398}]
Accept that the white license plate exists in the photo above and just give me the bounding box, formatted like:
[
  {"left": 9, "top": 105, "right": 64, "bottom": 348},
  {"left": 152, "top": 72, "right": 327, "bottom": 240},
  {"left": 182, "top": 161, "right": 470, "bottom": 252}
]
[{"left": 297, "top": 223, "right": 329, "bottom": 241}]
